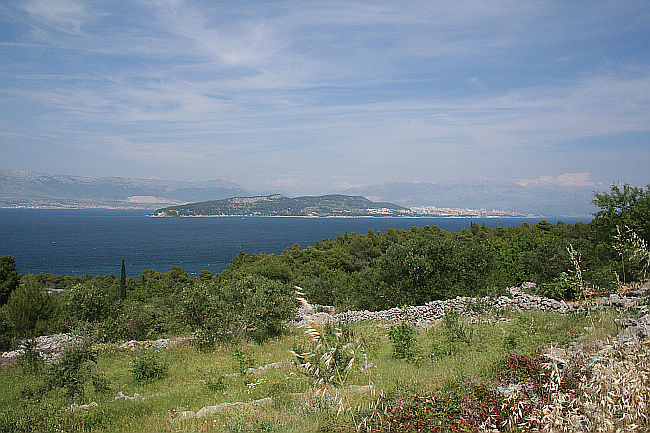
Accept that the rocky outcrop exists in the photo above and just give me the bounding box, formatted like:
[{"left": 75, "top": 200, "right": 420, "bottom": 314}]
[
  {"left": 172, "top": 397, "right": 273, "bottom": 421},
  {"left": 119, "top": 337, "right": 192, "bottom": 351},
  {"left": 599, "top": 286, "right": 649, "bottom": 314},
  {"left": 223, "top": 360, "right": 289, "bottom": 377},
  {"left": 616, "top": 314, "right": 650, "bottom": 346},
  {"left": 0, "top": 333, "right": 78, "bottom": 363}
]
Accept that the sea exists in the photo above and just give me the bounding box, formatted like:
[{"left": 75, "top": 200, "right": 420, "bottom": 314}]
[{"left": 0, "top": 209, "right": 591, "bottom": 277}]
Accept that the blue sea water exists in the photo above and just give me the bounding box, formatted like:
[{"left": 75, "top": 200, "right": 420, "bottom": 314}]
[{"left": 0, "top": 209, "right": 590, "bottom": 277}]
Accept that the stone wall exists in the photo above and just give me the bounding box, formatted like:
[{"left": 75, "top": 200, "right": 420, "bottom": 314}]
[{"left": 297, "top": 283, "right": 649, "bottom": 327}]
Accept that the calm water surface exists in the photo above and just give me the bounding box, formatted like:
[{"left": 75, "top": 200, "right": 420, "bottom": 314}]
[{"left": 0, "top": 209, "right": 590, "bottom": 276}]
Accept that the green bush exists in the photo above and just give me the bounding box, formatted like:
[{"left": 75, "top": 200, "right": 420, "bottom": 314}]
[
  {"left": 388, "top": 321, "right": 418, "bottom": 361},
  {"left": 176, "top": 284, "right": 216, "bottom": 329},
  {"left": 537, "top": 272, "right": 581, "bottom": 300},
  {"left": 131, "top": 351, "right": 168, "bottom": 383},
  {"left": 209, "top": 275, "right": 297, "bottom": 343},
  {"left": 204, "top": 374, "right": 227, "bottom": 392},
  {"left": 442, "top": 310, "right": 473, "bottom": 346},
  {"left": 232, "top": 347, "right": 256, "bottom": 375},
  {"left": 46, "top": 341, "right": 108, "bottom": 402},
  {"left": 115, "top": 301, "right": 172, "bottom": 341},
  {"left": 17, "top": 339, "right": 43, "bottom": 373},
  {"left": 0, "top": 255, "right": 21, "bottom": 306},
  {"left": 65, "top": 283, "right": 117, "bottom": 324},
  {"left": 0, "top": 309, "right": 15, "bottom": 351},
  {"left": 4, "top": 279, "right": 55, "bottom": 337}
]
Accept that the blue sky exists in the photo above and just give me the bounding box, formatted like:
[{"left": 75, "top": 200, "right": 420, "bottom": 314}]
[{"left": 1, "top": 0, "right": 648, "bottom": 194}]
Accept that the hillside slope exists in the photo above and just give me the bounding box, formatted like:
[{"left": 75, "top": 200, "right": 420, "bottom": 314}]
[
  {"left": 152, "top": 194, "right": 406, "bottom": 217},
  {"left": 0, "top": 169, "right": 249, "bottom": 208}
]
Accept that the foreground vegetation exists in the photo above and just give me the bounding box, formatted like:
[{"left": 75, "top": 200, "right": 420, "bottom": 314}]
[
  {"left": 0, "top": 308, "right": 630, "bottom": 433},
  {"left": 0, "top": 183, "right": 648, "bottom": 431},
  {"left": 1, "top": 183, "right": 648, "bottom": 349}
]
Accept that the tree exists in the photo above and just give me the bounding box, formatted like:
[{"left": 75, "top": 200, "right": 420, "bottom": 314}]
[
  {"left": 120, "top": 258, "right": 126, "bottom": 300},
  {"left": 593, "top": 184, "right": 650, "bottom": 243},
  {"left": 65, "top": 283, "right": 115, "bottom": 324},
  {"left": 592, "top": 184, "right": 650, "bottom": 282},
  {"left": 46, "top": 342, "right": 107, "bottom": 402},
  {"left": 5, "top": 277, "right": 54, "bottom": 336},
  {"left": 0, "top": 255, "right": 21, "bottom": 305}
]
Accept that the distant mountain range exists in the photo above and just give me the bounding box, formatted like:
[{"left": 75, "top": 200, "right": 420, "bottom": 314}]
[
  {"left": 152, "top": 194, "right": 407, "bottom": 217},
  {"left": 340, "top": 181, "right": 601, "bottom": 217},
  {"left": 0, "top": 169, "right": 250, "bottom": 209},
  {"left": 1, "top": 168, "right": 604, "bottom": 216}
]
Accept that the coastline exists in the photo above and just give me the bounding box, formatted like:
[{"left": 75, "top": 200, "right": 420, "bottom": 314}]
[{"left": 147, "top": 213, "right": 544, "bottom": 219}]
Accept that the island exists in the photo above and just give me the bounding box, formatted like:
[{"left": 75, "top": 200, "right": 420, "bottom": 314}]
[
  {"left": 150, "top": 194, "right": 407, "bottom": 217},
  {"left": 150, "top": 194, "right": 536, "bottom": 218}
]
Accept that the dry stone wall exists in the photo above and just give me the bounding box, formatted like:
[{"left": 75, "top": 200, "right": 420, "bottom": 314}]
[{"left": 297, "top": 283, "right": 650, "bottom": 327}]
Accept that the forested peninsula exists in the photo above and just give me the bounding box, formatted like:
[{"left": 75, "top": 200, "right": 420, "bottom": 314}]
[
  {"left": 150, "top": 193, "right": 533, "bottom": 218},
  {"left": 151, "top": 194, "right": 407, "bottom": 217}
]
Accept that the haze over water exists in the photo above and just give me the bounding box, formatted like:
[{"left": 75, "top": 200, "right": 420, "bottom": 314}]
[{"left": 1, "top": 209, "right": 590, "bottom": 277}]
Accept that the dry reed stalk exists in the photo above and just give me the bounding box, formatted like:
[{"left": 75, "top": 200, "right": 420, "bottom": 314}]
[{"left": 292, "top": 287, "right": 381, "bottom": 431}]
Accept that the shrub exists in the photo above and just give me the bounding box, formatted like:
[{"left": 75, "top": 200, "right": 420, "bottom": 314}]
[
  {"left": 232, "top": 347, "right": 256, "bottom": 375},
  {"left": 17, "top": 339, "right": 43, "bottom": 373},
  {"left": 196, "top": 275, "right": 297, "bottom": 343},
  {"left": 537, "top": 272, "right": 581, "bottom": 300},
  {"left": 388, "top": 321, "right": 418, "bottom": 361},
  {"left": 46, "top": 341, "right": 108, "bottom": 402},
  {"left": 204, "top": 374, "right": 226, "bottom": 392},
  {"left": 442, "top": 310, "right": 472, "bottom": 345},
  {"left": 192, "top": 326, "right": 217, "bottom": 351},
  {"left": 176, "top": 284, "right": 215, "bottom": 329},
  {"left": 4, "top": 279, "right": 54, "bottom": 337},
  {"left": 222, "top": 274, "right": 298, "bottom": 343},
  {"left": 65, "top": 283, "right": 117, "bottom": 324},
  {"left": 116, "top": 301, "right": 172, "bottom": 341},
  {"left": 0, "top": 309, "right": 15, "bottom": 351},
  {"left": 131, "top": 351, "right": 168, "bottom": 383},
  {"left": 0, "top": 255, "right": 21, "bottom": 306}
]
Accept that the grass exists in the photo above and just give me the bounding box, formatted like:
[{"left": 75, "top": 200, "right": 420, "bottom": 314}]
[{"left": 0, "top": 309, "right": 624, "bottom": 432}]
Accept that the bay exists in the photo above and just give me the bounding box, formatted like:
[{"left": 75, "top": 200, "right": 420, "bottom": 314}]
[{"left": 0, "top": 208, "right": 590, "bottom": 277}]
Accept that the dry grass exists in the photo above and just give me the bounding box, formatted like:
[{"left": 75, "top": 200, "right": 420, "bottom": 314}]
[
  {"left": 490, "top": 342, "right": 650, "bottom": 433},
  {"left": 582, "top": 343, "right": 650, "bottom": 432}
]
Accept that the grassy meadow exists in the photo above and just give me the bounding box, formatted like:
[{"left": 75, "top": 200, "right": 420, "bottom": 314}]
[{"left": 0, "top": 308, "right": 623, "bottom": 433}]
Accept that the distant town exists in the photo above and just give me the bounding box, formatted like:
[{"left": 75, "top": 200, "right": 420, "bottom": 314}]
[{"left": 368, "top": 206, "right": 536, "bottom": 218}]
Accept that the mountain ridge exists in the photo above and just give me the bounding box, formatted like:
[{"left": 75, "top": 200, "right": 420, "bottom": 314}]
[
  {"left": 0, "top": 168, "right": 250, "bottom": 209},
  {"left": 340, "top": 180, "right": 601, "bottom": 217}
]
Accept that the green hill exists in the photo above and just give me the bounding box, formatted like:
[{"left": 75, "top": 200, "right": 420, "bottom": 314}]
[{"left": 151, "top": 194, "right": 407, "bottom": 217}]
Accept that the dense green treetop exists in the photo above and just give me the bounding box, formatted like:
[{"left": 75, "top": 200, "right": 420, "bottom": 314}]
[{"left": 0, "top": 255, "right": 21, "bottom": 305}]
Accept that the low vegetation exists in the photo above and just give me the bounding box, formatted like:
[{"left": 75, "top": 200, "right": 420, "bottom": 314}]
[{"left": 0, "top": 309, "right": 632, "bottom": 433}]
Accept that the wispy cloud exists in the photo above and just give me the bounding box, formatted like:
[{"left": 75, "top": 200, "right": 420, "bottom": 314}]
[
  {"left": 0, "top": 0, "right": 648, "bottom": 192},
  {"left": 518, "top": 172, "right": 597, "bottom": 188},
  {"left": 22, "top": 0, "right": 89, "bottom": 34}
]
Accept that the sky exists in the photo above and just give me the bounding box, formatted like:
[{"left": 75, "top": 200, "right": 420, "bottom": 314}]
[{"left": 1, "top": 0, "right": 649, "bottom": 195}]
